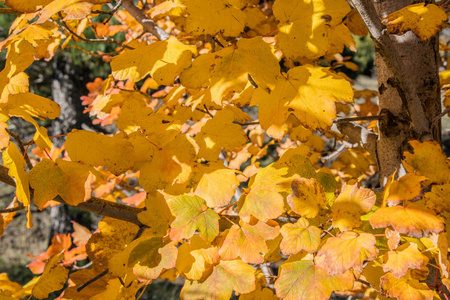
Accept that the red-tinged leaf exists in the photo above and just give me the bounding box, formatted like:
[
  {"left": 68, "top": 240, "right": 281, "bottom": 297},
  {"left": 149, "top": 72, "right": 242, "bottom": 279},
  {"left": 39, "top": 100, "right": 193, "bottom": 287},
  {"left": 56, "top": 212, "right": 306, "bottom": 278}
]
[
  {"left": 380, "top": 272, "right": 434, "bottom": 300},
  {"left": 29, "top": 158, "right": 94, "bottom": 209},
  {"left": 280, "top": 218, "right": 321, "bottom": 255},
  {"left": 287, "top": 177, "right": 327, "bottom": 219},
  {"left": 384, "top": 173, "right": 427, "bottom": 206},
  {"left": 332, "top": 183, "right": 376, "bottom": 231},
  {"left": 32, "top": 252, "right": 69, "bottom": 299},
  {"left": 168, "top": 194, "right": 220, "bottom": 242},
  {"left": 382, "top": 242, "right": 428, "bottom": 278},
  {"left": 274, "top": 258, "right": 348, "bottom": 300},
  {"left": 219, "top": 219, "right": 280, "bottom": 264},
  {"left": 316, "top": 231, "right": 378, "bottom": 276},
  {"left": 180, "top": 259, "right": 256, "bottom": 300},
  {"left": 403, "top": 140, "right": 450, "bottom": 184},
  {"left": 369, "top": 204, "right": 444, "bottom": 238}
]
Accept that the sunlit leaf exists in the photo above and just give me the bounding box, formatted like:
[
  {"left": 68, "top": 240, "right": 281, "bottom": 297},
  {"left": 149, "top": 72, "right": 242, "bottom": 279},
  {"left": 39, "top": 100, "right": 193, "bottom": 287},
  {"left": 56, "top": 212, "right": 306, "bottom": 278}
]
[
  {"left": 168, "top": 194, "right": 220, "bottom": 242},
  {"left": 219, "top": 219, "right": 280, "bottom": 264},
  {"left": 3, "top": 142, "right": 30, "bottom": 206},
  {"left": 287, "top": 177, "right": 327, "bottom": 219},
  {"left": 380, "top": 272, "right": 434, "bottom": 300},
  {"left": 316, "top": 231, "right": 378, "bottom": 276},
  {"left": 383, "top": 3, "right": 447, "bottom": 41},
  {"left": 180, "top": 259, "right": 256, "bottom": 300},
  {"left": 382, "top": 242, "right": 428, "bottom": 278},
  {"left": 29, "top": 158, "right": 94, "bottom": 209},
  {"left": 369, "top": 204, "right": 445, "bottom": 238},
  {"left": 280, "top": 218, "right": 321, "bottom": 255}
]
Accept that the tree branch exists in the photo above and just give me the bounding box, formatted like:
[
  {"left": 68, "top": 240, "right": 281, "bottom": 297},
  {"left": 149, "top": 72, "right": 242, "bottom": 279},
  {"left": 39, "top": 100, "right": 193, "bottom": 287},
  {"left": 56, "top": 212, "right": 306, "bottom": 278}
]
[
  {"left": 121, "top": 0, "right": 170, "bottom": 41},
  {"left": 351, "top": 0, "right": 433, "bottom": 141}
]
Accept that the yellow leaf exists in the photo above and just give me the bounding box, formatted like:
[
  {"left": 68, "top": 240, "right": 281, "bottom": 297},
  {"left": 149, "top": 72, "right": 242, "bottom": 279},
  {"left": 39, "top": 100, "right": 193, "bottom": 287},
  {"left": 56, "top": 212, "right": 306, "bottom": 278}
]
[
  {"left": 280, "top": 218, "right": 321, "bottom": 255},
  {"left": 403, "top": 140, "right": 450, "bottom": 184},
  {"left": 111, "top": 37, "right": 196, "bottom": 85},
  {"left": 332, "top": 183, "right": 376, "bottom": 231},
  {"left": 5, "top": 0, "right": 52, "bottom": 13},
  {"left": 180, "top": 259, "right": 256, "bottom": 300},
  {"left": 4, "top": 92, "right": 60, "bottom": 120},
  {"left": 192, "top": 162, "right": 239, "bottom": 208},
  {"left": 168, "top": 194, "right": 220, "bottom": 242},
  {"left": 32, "top": 252, "right": 69, "bottom": 299},
  {"left": 273, "top": 0, "right": 351, "bottom": 60},
  {"left": 380, "top": 272, "right": 434, "bottom": 300},
  {"left": 316, "top": 231, "right": 378, "bottom": 276},
  {"left": 219, "top": 219, "right": 280, "bottom": 264},
  {"left": 29, "top": 158, "right": 94, "bottom": 209},
  {"left": 183, "top": 0, "right": 246, "bottom": 36},
  {"left": 195, "top": 110, "right": 248, "bottom": 161},
  {"left": 274, "top": 258, "right": 349, "bottom": 300},
  {"left": 37, "top": 0, "right": 83, "bottom": 23},
  {"left": 287, "top": 177, "right": 327, "bottom": 219},
  {"left": 137, "top": 192, "right": 174, "bottom": 237},
  {"left": 254, "top": 65, "right": 353, "bottom": 133},
  {"left": 86, "top": 217, "right": 139, "bottom": 269},
  {"left": 369, "top": 204, "right": 445, "bottom": 238},
  {"left": 345, "top": 9, "right": 369, "bottom": 37},
  {"left": 176, "top": 235, "right": 219, "bottom": 281},
  {"left": 179, "top": 52, "right": 215, "bottom": 89},
  {"left": 65, "top": 130, "right": 134, "bottom": 176},
  {"left": 382, "top": 242, "right": 428, "bottom": 278},
  {"left": 424, "top": 184, "right": 450, "bottom": 213},
  {"left": 383, "top": 3, "right": 447, "bottom": 41},
  {"left": 123, "top": 237, "right": 176, "bottom": 281},
  {"left": 3, "top": 142, "right": 30, "bottom": 206},
  {"left": 207, "top": 37, "right": 280, "bottom": 104}
]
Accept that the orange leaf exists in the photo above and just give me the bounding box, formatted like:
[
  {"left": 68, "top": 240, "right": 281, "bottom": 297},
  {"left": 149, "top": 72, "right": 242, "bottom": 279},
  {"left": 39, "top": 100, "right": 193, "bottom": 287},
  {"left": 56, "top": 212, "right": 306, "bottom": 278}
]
[
  {"left": 5, "top": 0, "right": 52, "bottom": 13},
  {"left": 316, "top": 231, "right": 378, "bottom": 276},
  {"left": 382, "top": 242, "right": 428, "bottom": 278},
  {"left": 280, "top": 218, "right": 321, "bottom": 255},
  {"left": 380, "top": 272, "right": 434, "bottom": 300},
  {"left": 219, "top": 219, "right": 280, "bottom": 264},
  {"left": 384, "top": 172, "right": 427, "bottom": 206},
  {"left": 369, "top": 204, "right": 444, "bottom": 238},
  {"left": 180, "top": 259, "right": 256, "bottom": 300},
  {"left": 332, "top": 183, "right": 376, "bottom": 231}
]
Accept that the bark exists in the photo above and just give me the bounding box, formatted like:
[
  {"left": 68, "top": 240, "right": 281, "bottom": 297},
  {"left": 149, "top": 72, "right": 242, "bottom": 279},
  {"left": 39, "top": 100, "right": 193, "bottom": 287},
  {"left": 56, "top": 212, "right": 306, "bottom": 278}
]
[{"left": 353, "top": 0, "right": 441, "bottom": 183}]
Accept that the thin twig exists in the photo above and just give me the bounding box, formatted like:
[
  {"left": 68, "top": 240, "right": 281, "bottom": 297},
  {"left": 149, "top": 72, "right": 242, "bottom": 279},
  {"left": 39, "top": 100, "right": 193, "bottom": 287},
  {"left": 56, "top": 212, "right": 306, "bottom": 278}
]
[
  {"left": 0, "top": 8, "right": 21, "bottom": 14},
  {"left": 57, "top": 17, "right": 133, "bottom": 49},
  {"left": 64, "top": 45, "right": 124, "bottom": 58},
  {"left": 103, "top": 0, "right": 123, "bottom": 24},
  {"left": 5, "top": 129, "right": 33, "bottom": 170},
  {"left": 432, "top": 107, "right": 450, "bottom": 126},
  {"left": 121, "top": 0, "right": 169, "bottom": 40},
  {"left": 203, "top": 105, "right": 214, "bottom": 118},
  {"left": 334, "top": 115, "right": 382, "bottom": 123},
  {"left": 0, "top": 204, "right": 25, "bottom": 214},
  {"left": 77, "top": 269, "right": 109, "bottom": 292}
]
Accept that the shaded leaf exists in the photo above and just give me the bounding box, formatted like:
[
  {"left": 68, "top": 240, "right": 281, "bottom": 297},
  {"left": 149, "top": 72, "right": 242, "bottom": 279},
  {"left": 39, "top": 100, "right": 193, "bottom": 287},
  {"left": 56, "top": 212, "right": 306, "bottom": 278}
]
[
  {"left": 137, "top": 192, "right": 174, "bottom": 237},
  {"left": 32, "top": 252, "right": 69, "bottom": 299},
  {"left": 380, "top": 272, "right": 433, "bottom": 300}
]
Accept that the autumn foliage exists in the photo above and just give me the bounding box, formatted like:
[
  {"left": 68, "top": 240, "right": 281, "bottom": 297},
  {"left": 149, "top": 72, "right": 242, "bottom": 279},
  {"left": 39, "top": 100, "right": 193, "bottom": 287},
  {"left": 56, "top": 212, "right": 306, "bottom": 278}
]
[{"left": 0, "top": 0, "right": 449, "bottom": 299}]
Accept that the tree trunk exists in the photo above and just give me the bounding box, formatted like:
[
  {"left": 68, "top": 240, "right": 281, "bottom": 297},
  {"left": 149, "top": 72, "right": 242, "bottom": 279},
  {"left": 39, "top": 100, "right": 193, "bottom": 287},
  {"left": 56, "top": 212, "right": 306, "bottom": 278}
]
[{"left": 373, "top": 0, "right": 441, "bottom": 182}]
